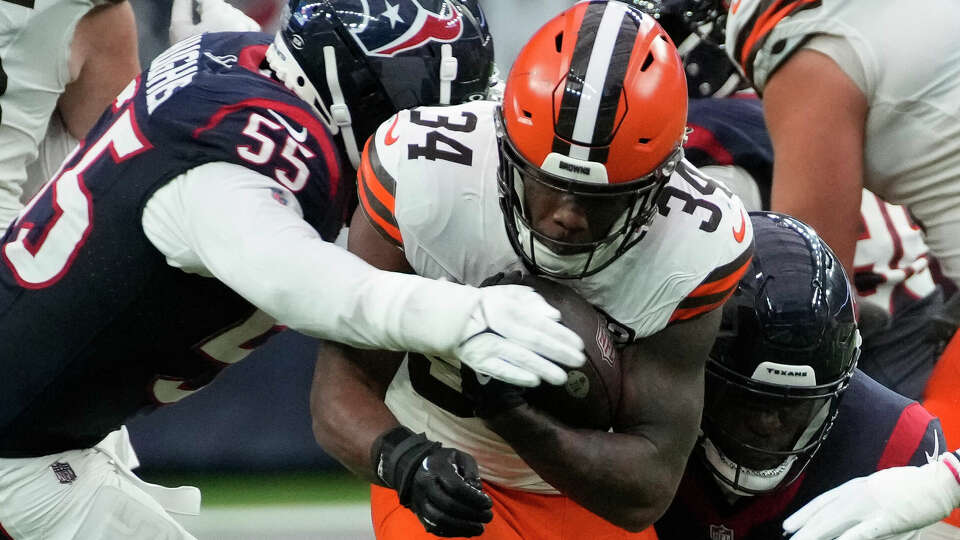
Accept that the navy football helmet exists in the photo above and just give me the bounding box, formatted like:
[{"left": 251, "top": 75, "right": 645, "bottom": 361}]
[
  {"left": 266, "top": 0, "right": 495, "bottom": 168},
  {"left": 632, "top": 0, "right": 744, "bottom": 97},
  {"left": 700, "top": 212, "right": 860, "bottom": 495}
]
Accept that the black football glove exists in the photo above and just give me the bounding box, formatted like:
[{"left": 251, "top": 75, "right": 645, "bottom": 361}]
[{"left": 372, "top": 426, "right": 493, "bottom": 537}]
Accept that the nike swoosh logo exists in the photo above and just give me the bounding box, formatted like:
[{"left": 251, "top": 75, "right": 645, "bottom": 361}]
[
  {"left": 267, "top": 109, "right": 308, "bottom": 143},
  {"left": 384, "top": 114, "right": 400, "bottom": 146},
  {"left": 926, "top": 431, "right": 941, "bottom": 464},
  {"left": 733, "top": 209, "right": 747, "bottom": 243}
]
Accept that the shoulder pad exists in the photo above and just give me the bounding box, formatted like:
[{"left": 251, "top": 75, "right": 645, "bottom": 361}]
[{"left": 725, "top": 0, "right": 827, "bottom": 90}]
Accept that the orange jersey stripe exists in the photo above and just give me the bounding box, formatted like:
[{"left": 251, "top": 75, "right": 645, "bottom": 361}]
[
  {"left": 688, "top": 254, "right": 752, "bottom": 298},
  {"left": 359, "top": 149, "right": 397, "bottom": 214},
  {"left": 356, "top": 137, "right": 403, "bottom": 246},
  {"left": 738, "top": 0, "right": 820, "bottom": 75},
  {"left": 358, "top": 172, "right": 402, "bottom": 245},
  {"left": 670, "top": 286, "right": 739, "bottom": 323}
]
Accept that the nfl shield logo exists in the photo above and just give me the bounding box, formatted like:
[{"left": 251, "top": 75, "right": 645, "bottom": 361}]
[
  {"left": 51, "top": 461, "right": 77, "bottom": 484},
  {"left": 344, "top": 0, "right": 464, "bottom": 57},
  {"left": 710, "top": 524, "right": 734, "bottom": 540}
]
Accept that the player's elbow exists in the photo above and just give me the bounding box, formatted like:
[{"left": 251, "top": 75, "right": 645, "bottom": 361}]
[
  {"left": 604, "top": 507, "right": 659, "bottom": 533},
  {"left": 604, "top": 476, "right": 676, "bottom": 532}
]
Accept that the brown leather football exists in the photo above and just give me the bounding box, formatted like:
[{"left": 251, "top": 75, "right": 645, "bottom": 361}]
[{"left": 521, "top": 275, "right": 622, "bottom": 430}]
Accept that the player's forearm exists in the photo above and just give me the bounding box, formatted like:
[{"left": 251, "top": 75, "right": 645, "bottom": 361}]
[
  {"left": 487, "top": 404, "right": 676, "bottom": 532},
  {"left": 309, "top": 345, "right": 401, "bottom": 484},
  {"left": 152, "top": 164, "right": 486, "bottom": 355}
]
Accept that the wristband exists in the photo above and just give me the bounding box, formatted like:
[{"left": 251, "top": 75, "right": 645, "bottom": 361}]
[{"left": 944, "top": 451, "right": 960, "bottom": 486}]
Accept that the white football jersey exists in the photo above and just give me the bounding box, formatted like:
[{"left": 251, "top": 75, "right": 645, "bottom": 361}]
[
  {"left": 726, "top": 0, "right": 960, "bottom": 283},
  {"left": 0, "top": 0, "right": 104, "bottom": 228},
  {"left": 855, "top": 192, "right": 936, "bottom": 314},
  {"left": 360, "top": 100, "right": 753, "bottom": 492}
]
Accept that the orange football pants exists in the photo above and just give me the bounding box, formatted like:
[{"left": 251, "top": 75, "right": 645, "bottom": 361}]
[
  {"left": 370, "top": 482, "right": 659, "bottom": 540},
  {"left": 924, "top": 330, "right": 960, "bottom": 527}
]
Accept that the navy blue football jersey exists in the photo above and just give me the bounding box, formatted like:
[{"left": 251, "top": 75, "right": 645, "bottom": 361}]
[
  {"left": 655, "top": 370, "right": 945, "bottom": 540},
  {"left": 0, "top": 32, "right": 346, "bottom": 457}
]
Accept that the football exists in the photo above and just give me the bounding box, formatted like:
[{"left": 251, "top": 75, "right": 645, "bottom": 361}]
[{"left": 521, "top": 275, "right": 622, "bottom": 431}]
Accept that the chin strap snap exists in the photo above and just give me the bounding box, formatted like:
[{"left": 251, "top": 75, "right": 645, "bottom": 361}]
[{"left": 439, "top": 44, "right": 459, "bottom": 105}]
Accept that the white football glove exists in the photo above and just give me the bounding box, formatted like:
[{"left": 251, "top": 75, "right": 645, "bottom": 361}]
[
  {"left": 784, "top": 453, "right": 960, "bottom": 540},
  {"left": 170, "top": 0, "right": 261, "bottom": 45},
  {"left": 454, "top": 284, "right": 586, "bottom": 387}
]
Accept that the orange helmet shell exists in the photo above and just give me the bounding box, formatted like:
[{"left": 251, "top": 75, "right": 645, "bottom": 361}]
[{"left": 502, "top": 1, "right": 688, "bottom": 185}]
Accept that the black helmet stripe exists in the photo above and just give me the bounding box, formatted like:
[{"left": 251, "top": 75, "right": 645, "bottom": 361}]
[{"left": 553, "top": 1, "right": 639, "bottom": 163}]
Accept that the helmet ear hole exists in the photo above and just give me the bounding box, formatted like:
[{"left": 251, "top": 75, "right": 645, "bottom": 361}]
[
  {"left": 555, "top": 32, "right": 564, "bottom": 52},
  {"left": 640, "top": 53, "right": 654, "bottom": 71},
  {"left": 296, "top": 76, "right": 305, "bottom": 87}
]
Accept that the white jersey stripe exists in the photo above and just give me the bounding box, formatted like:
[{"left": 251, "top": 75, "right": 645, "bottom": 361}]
[{"left": 569, "top": 2, "right": 630, "bottom": 156}]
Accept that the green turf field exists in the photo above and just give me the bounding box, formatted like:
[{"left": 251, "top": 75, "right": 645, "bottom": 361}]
[{"left": 140, "top": 470, "right": 371, "bottom": 507}]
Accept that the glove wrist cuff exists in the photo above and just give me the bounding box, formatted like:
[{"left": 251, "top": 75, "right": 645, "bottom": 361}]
[
  {"left": 371, "top": 426, "right": 440, "bottom": 504},
  {"left": 941, "top": 451, "right": 960, "bottom": 505}
]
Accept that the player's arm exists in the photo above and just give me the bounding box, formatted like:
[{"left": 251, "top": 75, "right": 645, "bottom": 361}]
[
  {"left": 311, "top": 206, "right": 412, "bottom": 481},
  {"left": 784, "top": 449, "right": 960, "bottom": 540},
  {"left": 58, "top": 1, "right": 140, "bottom": 140},
  {"left": 483, "top": 309, "right": 721, "bottom": 532},
  {"left": 310, "top": 208, "right": 493, "bottom": 537},
  {"left": 142, "top": 160, "right": 581, "bottom": 382},
  {"left": 763, "top": 49, "right": 866, "bottom": 276}
]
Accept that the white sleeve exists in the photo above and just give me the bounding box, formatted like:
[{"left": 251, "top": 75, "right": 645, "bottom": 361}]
[
  {"left": 142, "top": 161, "right": 483, "bottom": 353},
  {"left": 801, "top": 34, "right": 868, "bottom": 95}
]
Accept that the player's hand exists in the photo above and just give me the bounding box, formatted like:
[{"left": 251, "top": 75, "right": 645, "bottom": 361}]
[
  {"left": 373, "top": 427, "right": 493, "bottom": 537},
  {"left": 170, "top": 0, "right": 261, "bottom": 45},
  {"left": 460, "top": 364, "right": 528, "bottom": 419},
  {"left": 784, "top": 454, "right": 960, "bottom": 540},
  {"left": 454, "top": 273, "right": 585, "bottom": 388}
]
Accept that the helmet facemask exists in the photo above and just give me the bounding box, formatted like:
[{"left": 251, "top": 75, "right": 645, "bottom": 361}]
[
  {"left": 652, "top": 0, "right": 729, "bottom": 47},
  {"left": 496, "top": 112, "right": 678, "bottom": 279},
  {"left": 700, "top": 357, "right": 852, "bottom": 496}
]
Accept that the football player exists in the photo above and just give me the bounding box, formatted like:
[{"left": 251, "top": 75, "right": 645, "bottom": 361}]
[
  {"left": 648, "top": 0, "right": 952, "bottom": 400},
  {"left": 654, "top": 212, "right": 946, "bottom": 540},
  {"left": 311, "top": 1, "right": 754, "bottom": 538},
  {"left": 670, "top": 0, "right": 960, "bottom": 471},
  {"left": 0, "top": 0, "right": 140, "bottom": 231},
  {"left": 682, "top": 95, "right": 948, "bottom": 402},
  {"left": 0, "top": 1, "right": 589, "bottom": 538}
]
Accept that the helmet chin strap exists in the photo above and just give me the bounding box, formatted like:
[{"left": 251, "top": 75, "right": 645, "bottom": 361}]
[
  {"left": 322, "top": 46, "right": 360, "bottom": 170},
  {"left": 265, "top": 34, "right": 362, "bottom": 170},
  {"left": 439, "top": 44, "right": 459, "bottom": 105}
]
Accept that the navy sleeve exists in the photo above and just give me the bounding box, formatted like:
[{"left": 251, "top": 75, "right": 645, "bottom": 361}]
[{"left": 875, "top": 402, "right": 943, "bottom": 469}]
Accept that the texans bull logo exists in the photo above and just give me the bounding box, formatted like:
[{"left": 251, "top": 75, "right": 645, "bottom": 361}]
[{"left": 349, "top": 0, "right": 464, "bottom": 57}]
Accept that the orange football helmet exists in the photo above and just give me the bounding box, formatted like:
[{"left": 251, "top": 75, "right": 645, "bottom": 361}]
[{"left": 498, "top": 0, "right": 688, "bottom": 278}]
